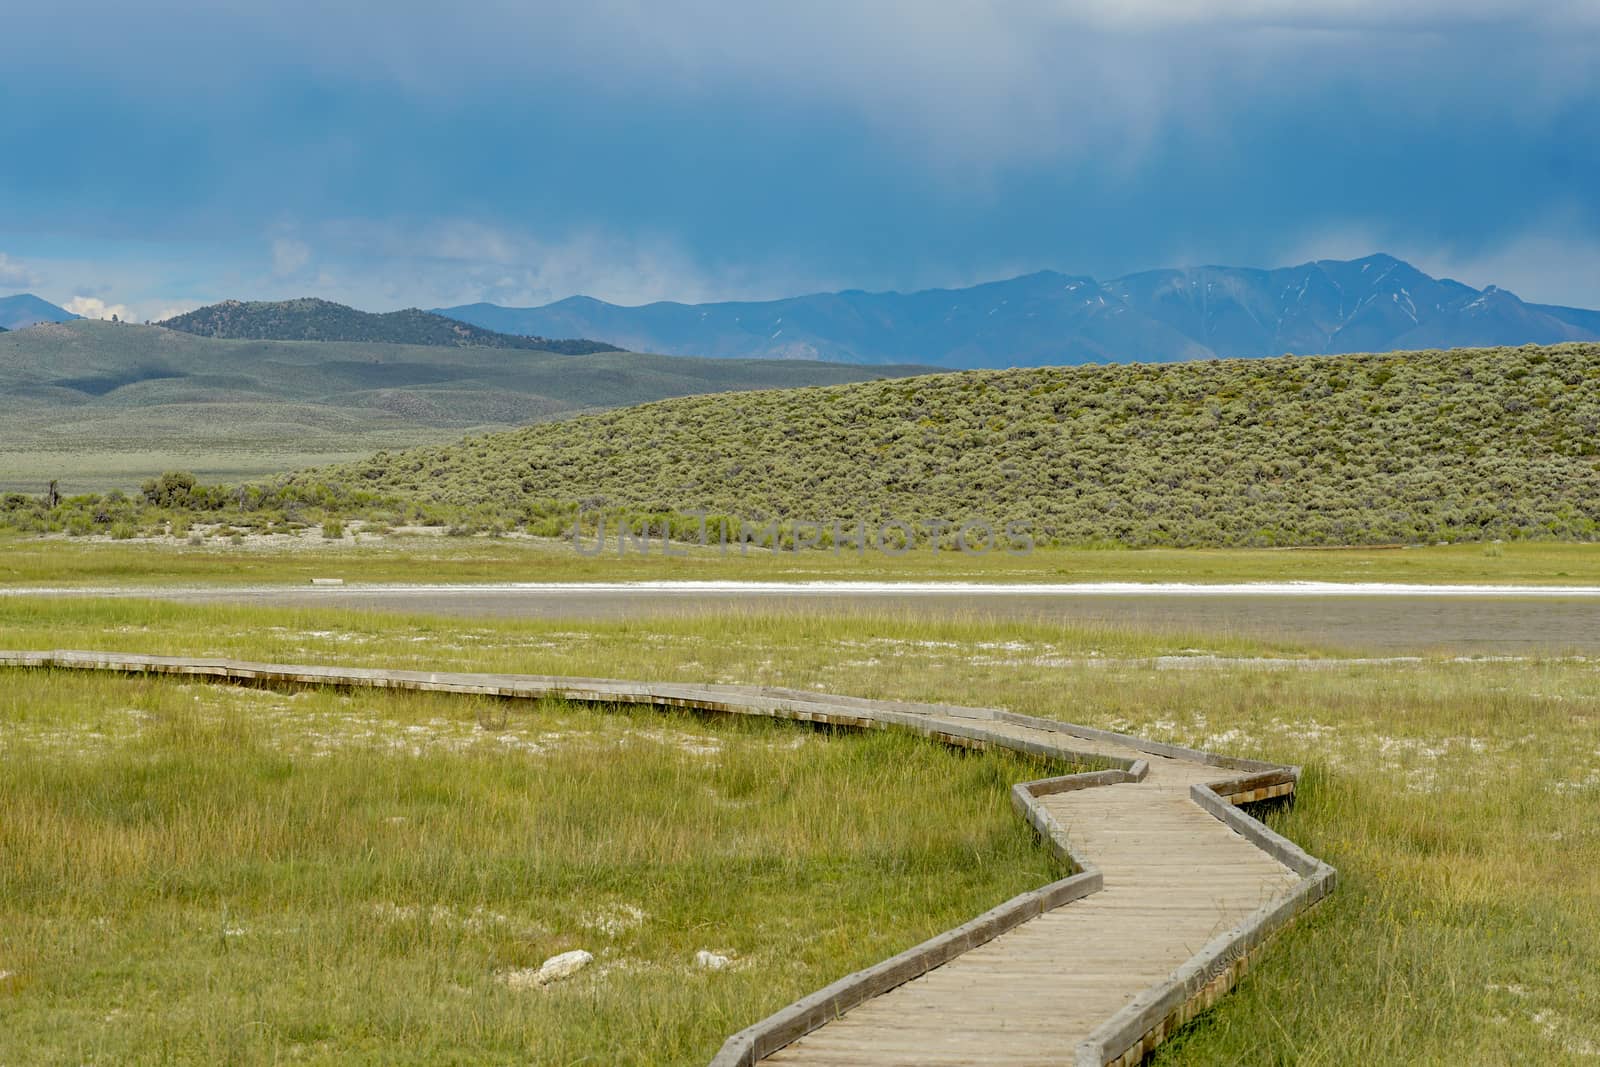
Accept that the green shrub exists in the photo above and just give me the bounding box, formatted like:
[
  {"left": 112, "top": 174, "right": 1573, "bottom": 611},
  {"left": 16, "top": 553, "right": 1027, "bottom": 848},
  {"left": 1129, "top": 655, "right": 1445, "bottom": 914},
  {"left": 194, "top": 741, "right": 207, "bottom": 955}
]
[
  {"left": 283, "top": 341, "right": 1600, "bottom": 549},
  {"left": 12, "top": 341, "right": 1597, "bottom": 551},
  {"left": 139, "top": 471, "right": 198, "bottom": 508}
]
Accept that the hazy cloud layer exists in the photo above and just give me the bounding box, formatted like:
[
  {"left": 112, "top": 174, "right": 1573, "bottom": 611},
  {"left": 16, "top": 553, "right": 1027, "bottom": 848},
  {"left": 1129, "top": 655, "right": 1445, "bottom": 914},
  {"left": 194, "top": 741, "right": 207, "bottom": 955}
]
[
  {"left": 1, "top": 2, "right": 1596, "bottom": 311},
  {"left": 0, "top": 253, "right": 38, "bottom": 289}
]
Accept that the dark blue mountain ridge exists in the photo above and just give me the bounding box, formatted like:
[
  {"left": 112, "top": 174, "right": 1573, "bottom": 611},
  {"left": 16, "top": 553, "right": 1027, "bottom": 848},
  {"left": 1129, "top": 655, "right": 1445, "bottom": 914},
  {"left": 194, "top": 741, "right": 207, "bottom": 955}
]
[
  {"left": 0, "top": 293, "right": 78, "bottom": 331},
  {"left": 436, "top": 253, "right": 1599, "bottom": 368}
]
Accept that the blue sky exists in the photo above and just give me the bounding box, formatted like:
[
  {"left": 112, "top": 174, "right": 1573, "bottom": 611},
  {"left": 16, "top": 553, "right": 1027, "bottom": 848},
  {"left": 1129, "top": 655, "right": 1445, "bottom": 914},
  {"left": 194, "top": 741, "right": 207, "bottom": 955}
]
[{"left": 2, "top": 1, "right": 1598, "bottom": 320}]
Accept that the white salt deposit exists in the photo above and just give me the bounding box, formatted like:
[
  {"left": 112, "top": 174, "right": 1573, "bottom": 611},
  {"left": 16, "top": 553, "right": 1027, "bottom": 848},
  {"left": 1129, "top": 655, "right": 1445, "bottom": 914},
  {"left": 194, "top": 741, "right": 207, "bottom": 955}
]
[{"left": 500, "top": 950, "right": 594, "bottom": 990}]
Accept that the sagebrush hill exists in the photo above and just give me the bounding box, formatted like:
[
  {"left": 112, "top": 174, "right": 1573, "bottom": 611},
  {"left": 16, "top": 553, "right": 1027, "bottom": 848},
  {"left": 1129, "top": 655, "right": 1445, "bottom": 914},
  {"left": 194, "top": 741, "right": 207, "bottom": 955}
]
[
  {"left": 0, "top": 321, "right": 932, "bottom": 492},
  {"left": 438, "top": 254, "right": 1600, "bottom": 367},
  {"left": 304, "top": 342, "right": 1600, "bottom": 547},
  {"left": 161, "top": 297, "right": 619, "bottom": 354}
]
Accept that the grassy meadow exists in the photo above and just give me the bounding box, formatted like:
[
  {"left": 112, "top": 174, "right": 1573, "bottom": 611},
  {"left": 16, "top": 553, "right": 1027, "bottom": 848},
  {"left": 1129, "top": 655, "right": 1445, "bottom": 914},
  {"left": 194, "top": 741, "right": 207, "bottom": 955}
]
[
  {"left": 1, "top": 596, "right": 1598, "bottom": 1062},
  {"left": 0, "top": 663, "right": 1062, "bottom": 1066},
  {"left": 0, "top": 442, "right": 467, "bottom": 497},
  {"left": 0, "top": 321, "right": 926, "bottom": 493},
  {"left": 3, "top": 533, "right": 1600, "bottom": 588}
]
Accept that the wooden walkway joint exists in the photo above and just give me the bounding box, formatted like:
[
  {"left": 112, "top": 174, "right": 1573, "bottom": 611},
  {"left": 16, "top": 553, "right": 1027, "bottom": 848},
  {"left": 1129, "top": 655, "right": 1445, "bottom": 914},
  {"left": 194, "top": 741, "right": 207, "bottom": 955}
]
[{"left": 0, "top": 650, "right": 1335, "bottom": 1066}]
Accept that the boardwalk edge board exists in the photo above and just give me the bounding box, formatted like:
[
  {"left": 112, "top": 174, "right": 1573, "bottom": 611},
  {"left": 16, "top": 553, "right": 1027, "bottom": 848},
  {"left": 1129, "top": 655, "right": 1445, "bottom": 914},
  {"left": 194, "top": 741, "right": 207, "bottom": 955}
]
[
  {"left": 1074, "top": 777, "right": 1337, "bottom": 1067},
  {"left": 710, "top": 866, "right": 1104, "bottom": 1067},
  {"left": 0, "top": 650, "right": 1335, "bottom": 1066}
]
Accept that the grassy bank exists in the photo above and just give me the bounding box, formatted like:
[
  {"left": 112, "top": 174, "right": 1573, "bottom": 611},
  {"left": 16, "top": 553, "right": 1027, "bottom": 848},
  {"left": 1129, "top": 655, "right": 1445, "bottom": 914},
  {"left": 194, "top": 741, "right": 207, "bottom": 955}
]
[
  {"left": 3, "top": 597, "right": 1597, "bottom": 1063},
  {"left": 4, "top": 534, "right": 1600, "bottom": 588}
]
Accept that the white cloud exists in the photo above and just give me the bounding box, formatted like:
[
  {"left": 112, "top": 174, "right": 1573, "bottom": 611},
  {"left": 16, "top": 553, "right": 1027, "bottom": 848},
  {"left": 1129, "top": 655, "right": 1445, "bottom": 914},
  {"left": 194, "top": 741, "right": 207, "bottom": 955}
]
[
  {"left": 296, "top": 218, "right": 846, "bottom": 309},
  {"left": 1416, "top": 233, "right": 1600, "bottom": 310},
  {"left": 271, "top": 237, "right": 311, "bottom": 276},
  {"left": 11, "top": 2, "right": 1595, "bottom": 174},
  {"left": 490, "top": 2, "right": 1595, "bottom": 178},
  {"left": 1279, "top": 225, "right": 1392, "bottom": 268},
  {"left": 65, "top": 296, "right": 133, "bottom": 321},
  {"left": 0, "top": 253, "right": 38, "bottom": 289},
  {"left": 1050, "top": 0, "right": 1596, "bottom": 30}
]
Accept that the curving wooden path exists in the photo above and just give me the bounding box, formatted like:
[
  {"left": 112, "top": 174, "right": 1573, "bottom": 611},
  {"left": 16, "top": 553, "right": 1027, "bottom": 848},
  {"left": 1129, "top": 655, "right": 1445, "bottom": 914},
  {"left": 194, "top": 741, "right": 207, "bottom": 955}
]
[{"left": 0, "top": 650, "right": 1334, "bottom": 1066}]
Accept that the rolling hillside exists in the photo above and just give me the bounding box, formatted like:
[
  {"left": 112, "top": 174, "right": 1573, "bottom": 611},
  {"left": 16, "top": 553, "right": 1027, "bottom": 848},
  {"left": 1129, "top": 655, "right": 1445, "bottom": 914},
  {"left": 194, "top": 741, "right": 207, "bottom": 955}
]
[
  {"left": 160, "top": 298, "right": 619, "bottom": 354},
  {"left": 305, "top": 342, "right": 1600, "bottom": 547},
  {"left": 437, "top": 254, "right": 1600, "bottom": 367},
  {"left": 0, "top": 321, "right": 931, "bottom": 491}
]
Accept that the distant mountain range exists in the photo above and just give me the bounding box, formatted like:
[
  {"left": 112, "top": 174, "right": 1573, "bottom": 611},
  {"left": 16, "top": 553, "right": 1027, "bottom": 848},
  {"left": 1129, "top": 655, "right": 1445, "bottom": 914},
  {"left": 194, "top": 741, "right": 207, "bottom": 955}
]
[
  {"left": 436, "top": 254, "right": 1600, "bottom": 367},
  {"left": 159, "top": 298, "right": 620, "bottom": 354},
  {"left": 9, "top": 252, "right": 1596, "bottom": 368},
  {"left": 0, "top": 293, "right": 77, "bottom": 331}
]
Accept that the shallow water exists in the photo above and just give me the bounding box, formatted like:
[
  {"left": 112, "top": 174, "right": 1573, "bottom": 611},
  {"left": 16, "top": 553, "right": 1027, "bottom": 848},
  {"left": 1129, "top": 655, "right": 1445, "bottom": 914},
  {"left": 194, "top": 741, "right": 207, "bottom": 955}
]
[{"left": 162, "top": 587, "right": 1600, "bottom": 655}]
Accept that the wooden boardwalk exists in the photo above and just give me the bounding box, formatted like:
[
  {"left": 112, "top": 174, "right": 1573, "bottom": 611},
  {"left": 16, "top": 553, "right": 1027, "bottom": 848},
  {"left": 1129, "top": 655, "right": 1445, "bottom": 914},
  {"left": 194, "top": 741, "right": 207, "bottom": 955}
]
[
  {"left": 0, "top": 650, "right": 1333, "bottom": 1067},
  {"left": 763, "top": 758, "right": 1300, "bottom": 1066}
]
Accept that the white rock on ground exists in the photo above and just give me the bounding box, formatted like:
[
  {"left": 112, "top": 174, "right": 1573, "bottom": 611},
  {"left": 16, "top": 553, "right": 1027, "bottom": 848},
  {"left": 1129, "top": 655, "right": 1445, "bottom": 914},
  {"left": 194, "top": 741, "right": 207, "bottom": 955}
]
[
  {"left": 501, "top": 950, "right": 594, "bottom": 990},
  {"left": 694, "top": 950, "right": 733, "bottom": 971}
]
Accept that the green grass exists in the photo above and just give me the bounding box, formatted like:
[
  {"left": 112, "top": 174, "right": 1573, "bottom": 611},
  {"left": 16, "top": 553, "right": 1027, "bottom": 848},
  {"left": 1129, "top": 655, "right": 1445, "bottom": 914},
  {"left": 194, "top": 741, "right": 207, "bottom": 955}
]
[
  {"left": 10, "top": 340, "right": 1600, "bottom": 548},
  {"left": 0, "top": 321, "right": 930, "bottom": 493},
  {"left": 298, "top": 341, "right": 1600, "bottom": 547},
  {"left": 159, "top": 296, "right": 620, "bottom": 353},
  {"left": 0, "top": 667, "right": 1061, "bottom": 1066},
  {"left": 0, "top": 443, "right": 466, "bottom": 496},
  {"left": 3, "top": 597, "right": 1598, "bottom": 1063},
  {"left": 3, "top": 533, "right": 1600, "bottom": 588}
]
